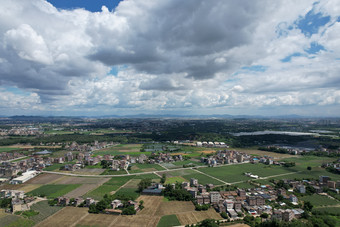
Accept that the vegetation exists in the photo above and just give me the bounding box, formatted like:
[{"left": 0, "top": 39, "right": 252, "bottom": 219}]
[
  {"left": 157, "top": 214, "right": 181, "bottom": 227},
  {"left": 163, "top": 183, "right": 192, "bottom": 201},
  {"left": 28, "top": 184, "right": 81, "bottom": 198}
]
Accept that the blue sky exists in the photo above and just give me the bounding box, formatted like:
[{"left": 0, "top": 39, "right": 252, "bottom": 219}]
[
  {"left": 0, "top": 0, "right": 339, "bottom": 117},
  {"left": 46, "top": 0, "right": 122, "bottom": 12}
]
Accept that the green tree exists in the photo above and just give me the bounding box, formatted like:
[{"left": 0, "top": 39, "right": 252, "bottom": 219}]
[
  {"left": 122, "top": 206, "right": 136, "bottom": 215},
  {"left": 160, "top": 174, "right": 166, "bottom": 184},
  {"left": 138, "top": 178, "right": 152, "bottom": 192}
]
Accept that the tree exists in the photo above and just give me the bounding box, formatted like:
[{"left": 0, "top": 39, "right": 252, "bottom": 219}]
[
  {"left": 122, "top": 206, "right": 136, "bottom": 215},
  {"left": 139, "top": 200, "right": 144, "bottom": 210},
  {"left": 307, "top": 166, "right": 312, "bottom": 170},
  {"left": 160, "top": 174, "right": 166, "bottom": 184},
  {"left": 138, "top": 178, "right": 152, "bottom": 192},
  {"left": 220, "top": 212, "right": 228, "bottom": 219},
  {"left": 304, "top": 201, "right": 313, "bottom": 212},
  {"left": 197, "top": 219, "right": 218, "bottom": 227}
]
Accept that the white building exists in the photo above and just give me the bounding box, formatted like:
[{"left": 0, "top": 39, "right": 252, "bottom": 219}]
[
  {"left": 10, "top": 170, "right": 39, "bottom": 184},
  {"left": 210, "top": 191, "right": 221, "bottom": 203}
]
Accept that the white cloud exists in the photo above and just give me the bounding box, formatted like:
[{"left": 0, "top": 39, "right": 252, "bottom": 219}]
[{"left": 0, "top": 0, "right": 339, "bottom": 116}]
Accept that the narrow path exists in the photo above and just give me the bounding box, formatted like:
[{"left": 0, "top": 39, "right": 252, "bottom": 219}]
[
  {"left": 158, "top": 163, "right": 168, "bottom": 170},
  {"left": 153, "top": 172, "right": 162, "bottom": 177},
  {"left": 110, "top": 179, "right": 132, "bottom": 195},
  {"left": 192, "top": 169, "right": 229, "bottom": 185}
]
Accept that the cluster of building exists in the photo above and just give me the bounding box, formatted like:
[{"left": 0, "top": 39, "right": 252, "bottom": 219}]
[
  {"left": 175, "top": 178, "right": 308, "bottom": 221},
  {"left": 196, "top": 141, "right": 229, "bottom": 148},
  {"left": 0, "top": 127, "right": 42, "bottom": 136},
  {"left": 200, "top": 150, "right": 251, "bottom": 166},
  {"left": 0, "top": 156, "right": 44, "bottom": 179},
  {"left": 0, "top": 189, "right": 35, "bottom": 213},
  {"left": 65, "top": 141, "right": 115, "bottom": 152},
  {"left": 0, "top": 152, "right": 24, "bottom": 161}
]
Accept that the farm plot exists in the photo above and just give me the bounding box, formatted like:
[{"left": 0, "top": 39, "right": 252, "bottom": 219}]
[
  {"left": 159, "top": 169, "right": 196, "bottom": 178},
  {"left": 77, "top": 213, "right": 118, "bottom": 227},
  {"left": 53, "top": 176, "right": 109, "bottom": 185},
  {"left": 129, "top": 163, "right": 166, "bottom": 173},
  {"left": 182, "top": 172, "right": 224, "bottom": 185},
  {"left": 136, "top": 195, "right": 163, "bottom": 216},
  {"left": 157, "top": 214, "right": 181, "bottom": 227},
  {"left": 234, "top": 148, "right": 295, "bottom": 159},
  {"left": 199, "top": 163, "right": 296, "bottom": 183},
  {"left": 84, "top": 176, "right": 133, "bottom": 200},
  {"left": 17, "top": 184, "right": 42, "bottom": 193},
  {"left": 171, "top": 159, "right": 205, "bottom": 167},
  {"left": 72, "top": 168, "right": 105, "bottom": 175},
  {"left": 29, "top": 200, "right": 63, "bottom": 223},
  {"left": 313, "top": 207, "right": 340, "bottom": 215},
  {"left": 64, "top": 184, "right": 100, "bottom": 198},
  {"left": 155, "top": 201, "right": 195, "bottom": 216},
  {"left": 28, "top": 184, "right": 81, "bottom": 198},
  {"left": 26, "top": 173, "right": 63, "bottom": 184},
  {"left": 112, "top": 214, "right": 160, "bottom": 227},
  {"left": 301, "top": 195, "right": 339, "bottom": 207},
  {"left": 165, "top": 176, "right": 187, "bottom": 184},
  {"left": 0, "top": 215, "right": 35, "bottom": 227},
  {"left": 35, "top": 207, "right": 88, "bottom": 227},
  {"left": 176, "top": 209, "right": 222, "bottom": 226},
  {"left": 114, "top": 187, "right": 139, "bottom": 200}
]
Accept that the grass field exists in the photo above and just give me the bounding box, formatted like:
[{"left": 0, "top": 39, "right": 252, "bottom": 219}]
[
  {"left": 43, "top": 164, "right": 64, "bottom": 171},
  {"left": 233, "top": 147, "right": 295, "bottom": 159},
  {"left": 301, "top": 195, "right": 339, "bottom": 207},
  {"left": 100, "top": 169, "right": 127, "bottom": 175},
  {"left": 129, "top": 163, "right": 166, "bottom": 173},
  {"left": 114, "top": 187, "right": 139, "bottom": 200},
  {"left": 165, "top": 176, "right": 187, "bottom": 184},
  {"left": 28, "top": 184, "right": 81, "bottom": 198},
  {"left": 182, "top": 172, "right": 224, "bottom": 185},
  {"left": 29, "top": 200, "right": 63, "bottom": 223},
  {"left": 313, "top": 207, "right": 340, "bottom": 215},
  {"left": 0, "top": 147, "right": 22, "bottom": 152},
  {"left": 0, "top": 214, "right": 35, "bottom": 227},
  {"left": 94, "top": 144, "right": 145, "bottom": 156},
  {"left": 171, "top": 160, "right": 205, "bottom": 167},
  {"left": 157, "top": 214, "right": 181, "bottom": 227}
]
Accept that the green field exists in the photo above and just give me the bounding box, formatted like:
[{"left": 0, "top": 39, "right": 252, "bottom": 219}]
[
  {"left": 129, "top": 163, "right": 166, "bottom": 173},
  {"left": 43, "top": 164, "right": 64, "bottom": 171},
  {"left": 165, "top": 176, "right": 187, "bottom": 184},
  {"left": 100, "top": 169, "right": 128, "bottom": 175},
  {"left": 301, "top": 195, "right": 339, "bottom": 207},
  {"left": 171, "top": 159, "right": 205, "bottom": 167},
  {"left": 313, "top": 207, "right": 340, "bottom": 215},
  {"left": 0, "top": 147, "right": 22, "bottom": 153},
  {"left": 114, "top": 187, "right": 139, "bottom": 200},
  {"left": 0, "top": 215, "right": 35, "bottom": 227},
  {"left": 28, "top": 184, "right": 81, "bottom": 198},
  {"left": 29, "top": 200, "right": 63, "bottom": 223},
  {"left": 182, "top": 172, "right": 224, "bottom": 185},
  {"left": 93, "top": 144, "right": 146, "bottom": 156},
  {"left": 157, "top": 214, "right": 181, "bottom": 227}
]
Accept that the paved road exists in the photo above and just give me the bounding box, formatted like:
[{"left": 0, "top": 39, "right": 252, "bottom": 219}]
[{"left": 42, "top": 161, "right": 249, "bottom": 178}]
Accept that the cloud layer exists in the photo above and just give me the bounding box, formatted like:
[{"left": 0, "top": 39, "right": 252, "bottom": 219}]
[{"left": 0, "top": 0, "right": 339, "bottom": 116}]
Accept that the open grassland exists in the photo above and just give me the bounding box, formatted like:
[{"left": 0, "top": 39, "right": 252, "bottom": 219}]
[
  {"left": 157, "top": 214, "right": 180, "bottom": 227},
  {"left": 29, "top": 200, "right": 63, "bottom": 223},
  {"left": 176, "top": 209, "right": 222, "bottom": 226},
  {"left": 28, "top": 184, "right": 81, "bottom": 198},
  {"left": 301, "top": 194, "right": 339, "bottom": 207},
  {"left": 35, "top": 207, "right": 88, "bottom": 227}
]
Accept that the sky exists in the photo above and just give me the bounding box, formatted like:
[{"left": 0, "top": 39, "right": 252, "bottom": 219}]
[{"left": 0, "top": 0, "right": 340, "bottom": 117}]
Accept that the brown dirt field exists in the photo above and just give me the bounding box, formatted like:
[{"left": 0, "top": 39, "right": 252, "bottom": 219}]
[
  {"left": 17, "top": 184, "right": 42, "bottom": 193},
  {"left": 170, "top": 152, "right": 186, "bottom": 155},
  {"left": 77, "top": 213, "right": 118, "bottom": 227},
  {"left": 233, "top": 148, "right": 295, "bottom": 160},
  {"left": 0, "top": 184, "right": 24, "bottom": 190},
  {"left": 136, "top": 196, "right": 163, "bottom": 216},
  {"left": 177, "top": 209, "right": 222, "bottom": 226},
  {"left": 35, "top": 207, "right": 88, "bottom": 227},
  {"left": 26, "top": 173, "right": 63, "bottom": 184},
  {"left": 72, "top": 168, "right": 105, "bottom": 175},
  {"left": 155, "top": 201, "right": 195, "bottom": 216},
  {"left": 201, "top": 150, "right": 217, "bottom": 154},
  {"left": 227, "top": 224, "right": 250, "bottom": 227},
  {"left": 64, "top": 184, "right": 101, "bottom": 198},
  {"left": 53, "top": 176, "right": 109, "bottom": 185},
  {"left": 113, "top": 215, "right": 160, "bottom": 227}
]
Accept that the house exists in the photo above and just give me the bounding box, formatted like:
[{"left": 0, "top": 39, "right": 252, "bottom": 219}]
[
  {"left": 11, "top": 199, "right": 30, "bottom": 213},
  {"left": 210, "top": 191, "right": 221, "bottom": 203},
  {"left": 289, "top": 195, "right": 298, "bottom": 204}
]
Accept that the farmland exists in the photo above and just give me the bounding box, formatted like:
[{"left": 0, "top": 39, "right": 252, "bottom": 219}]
[
  {"left": 28, "top": 184, "right": 81, "bottom": 198},
  {"left": 301, "top": 195, "right": 339, "bottom": 207},
  {"left": 129, "top": 163, "right": 166, "bottom": 173},
  {"left": 29, "top": 200, "right": 63, "bottom": 223},
  {"left": 157, "top": 214, "right": 180, "bottom": 227}
]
